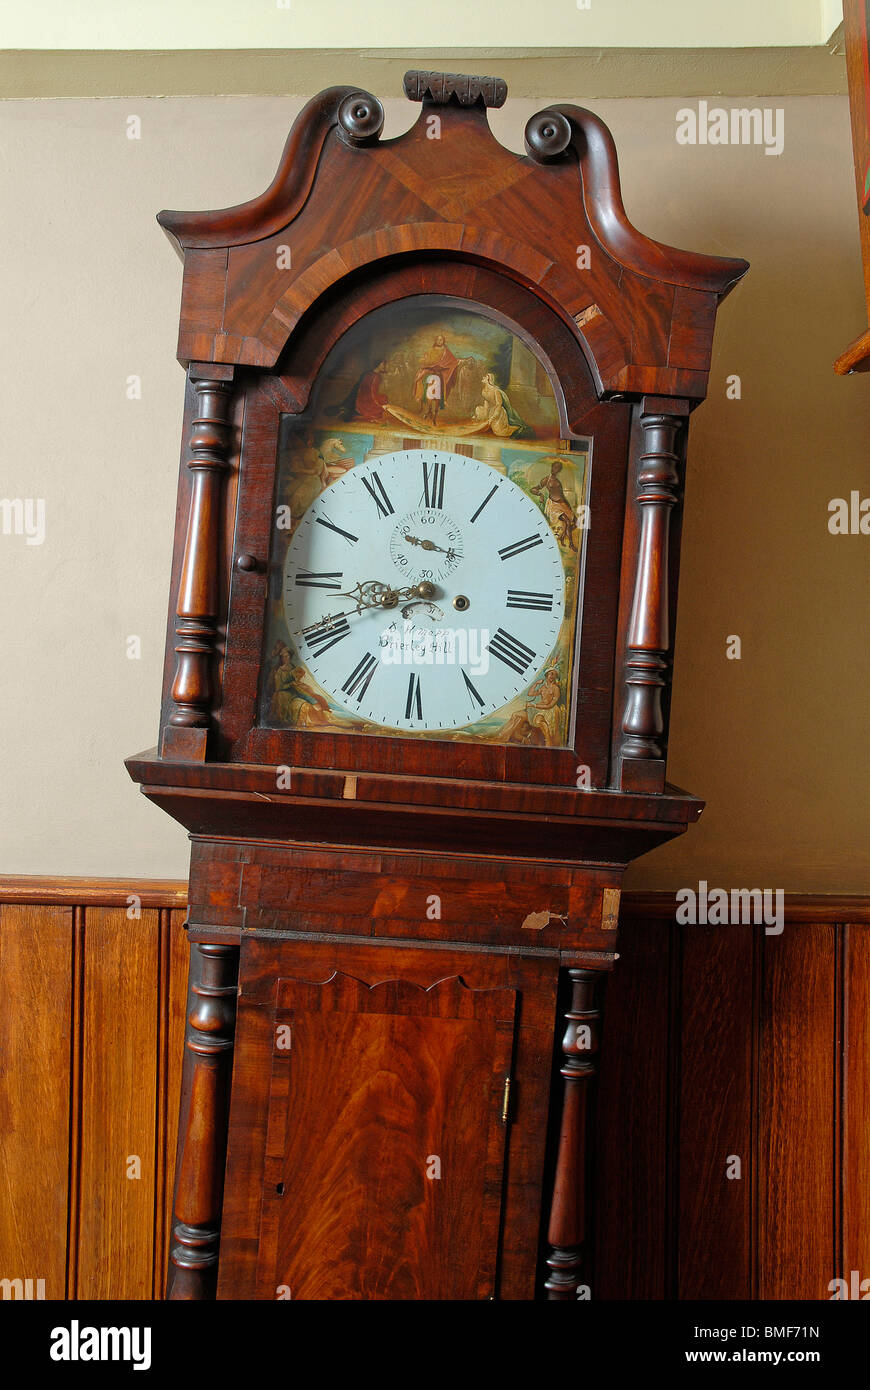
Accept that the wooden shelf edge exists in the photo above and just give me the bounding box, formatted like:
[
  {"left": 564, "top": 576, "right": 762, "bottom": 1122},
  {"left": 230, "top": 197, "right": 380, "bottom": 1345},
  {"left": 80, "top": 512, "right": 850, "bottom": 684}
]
[
  {"left": 0, "top": 875, "right": 189, "bottom": 908},
  {"left": 834, "top": 325, "right": 870, "bottom": 374},
  {"left": 621, "top": 891, "right": 870, "bottom": 923}
]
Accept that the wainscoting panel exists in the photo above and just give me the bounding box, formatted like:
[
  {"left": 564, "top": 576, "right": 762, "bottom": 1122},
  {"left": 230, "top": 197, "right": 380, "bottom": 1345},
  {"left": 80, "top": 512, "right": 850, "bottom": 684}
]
[
  {"left": 595, "top": 907, "right": 870, "bottom": 1301},
  {"left": 0, "top": 882, "right": 187, "bottom": 1300},
  {"left": 0, "top": 903, "right": 73, "bottom": 1300},
  {"left": 0, "top": 879, "right": 866, "bottom": 1301},
  {"left": 677, "top": 920, "right": 754, "bottom": 1299}
]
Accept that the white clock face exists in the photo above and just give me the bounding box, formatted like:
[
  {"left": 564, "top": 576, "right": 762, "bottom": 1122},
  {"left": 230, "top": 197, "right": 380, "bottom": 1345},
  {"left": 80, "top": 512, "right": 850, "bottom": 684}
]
[{"left": 282, "top": 449, "right": 566, "bottom": 733}]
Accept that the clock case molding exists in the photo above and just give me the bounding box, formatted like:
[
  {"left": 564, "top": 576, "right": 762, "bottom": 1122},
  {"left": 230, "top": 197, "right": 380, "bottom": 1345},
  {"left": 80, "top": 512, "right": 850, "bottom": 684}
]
[{"left": 125, "top": 72, "right": 747, "bottom": 1300}]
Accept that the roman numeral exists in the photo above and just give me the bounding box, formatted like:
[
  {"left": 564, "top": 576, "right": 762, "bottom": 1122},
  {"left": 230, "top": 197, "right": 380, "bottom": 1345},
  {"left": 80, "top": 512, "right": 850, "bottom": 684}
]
[
  {"left": 461, "top": 669, "right": 485, "bottom": 708},
  {"left": 470, "top": 484, "right": 497, "bottom": 523},
  {"left": 361, "top": 471, "right": 394, "bottom": 518},
  {"left": 303, "top": 616, "right": 351, "bottom": 657},
  {"left": 341, "top": 652, "right": 378, "bottom": 702},
  {"left": 315, "top": 515, "right": 358, "bottom": 544},
  {"left": 506, "top": 589, "right": 554, "bottom": 612},
  {"left": 488, "top": 627, "right": 536, "bottom": 676},
  {"left": 422, "top": 459, "right": 446, "bottom": 509},
  {"left": 295, "top": 570, "right": 343, "bottom": 590},
  {"left": 498, "top": 534, "right": 543, "bottom": 561},
  {"left": 405, "top": 672, "right": 423, "bottom": 721}
]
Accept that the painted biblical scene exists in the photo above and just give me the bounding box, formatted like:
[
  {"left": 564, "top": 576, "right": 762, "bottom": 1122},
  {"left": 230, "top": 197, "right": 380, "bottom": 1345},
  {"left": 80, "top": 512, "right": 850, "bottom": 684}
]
[{"left": 259, "top": 299, "right": 591, "bottom": 747}]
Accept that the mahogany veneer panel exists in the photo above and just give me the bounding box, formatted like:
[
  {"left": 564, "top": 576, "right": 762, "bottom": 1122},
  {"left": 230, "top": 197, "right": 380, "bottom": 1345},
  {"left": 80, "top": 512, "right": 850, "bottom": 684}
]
[
  {"left": 218, "top": 937, "right": 560, "bottom": 1301},
  {"left": 187, "top": 838, "right": 622, "bottom": 953},
  {"left": 255, "top": 972, "right": 516, "bottom": 1300}
]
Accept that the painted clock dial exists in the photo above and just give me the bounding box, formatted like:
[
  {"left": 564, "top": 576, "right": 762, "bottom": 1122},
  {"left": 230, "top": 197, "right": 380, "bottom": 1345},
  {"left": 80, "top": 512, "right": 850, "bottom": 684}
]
[
  {"left": 259, "top": 297, "right": 590, "bottom": 748},
  {"left": 282, "top": 448, "right": 565, "bottom": 732}
]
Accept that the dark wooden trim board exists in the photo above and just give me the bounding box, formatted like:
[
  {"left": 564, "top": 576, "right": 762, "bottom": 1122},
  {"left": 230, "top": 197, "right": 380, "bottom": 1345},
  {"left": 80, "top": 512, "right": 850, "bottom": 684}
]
[{"left": 0, "top": 876, "right": 189, "bottom": 907}]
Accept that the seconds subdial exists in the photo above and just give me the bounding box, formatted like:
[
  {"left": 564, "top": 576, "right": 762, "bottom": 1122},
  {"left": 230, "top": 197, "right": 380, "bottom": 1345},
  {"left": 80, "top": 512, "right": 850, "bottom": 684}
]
[{"left": 390, "top": 509, "right": 464, "bottom": 584}]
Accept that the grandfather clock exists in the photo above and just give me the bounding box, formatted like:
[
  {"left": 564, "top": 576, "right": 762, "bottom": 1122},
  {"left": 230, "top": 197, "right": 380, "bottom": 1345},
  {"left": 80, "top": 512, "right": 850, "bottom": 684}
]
[{"left": 127, "top": 71, "right": 747, "bottom": 1301}]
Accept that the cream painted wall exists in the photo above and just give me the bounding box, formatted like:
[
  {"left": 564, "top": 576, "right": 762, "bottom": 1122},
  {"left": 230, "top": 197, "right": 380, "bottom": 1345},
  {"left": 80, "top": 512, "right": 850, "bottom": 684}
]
[
  {"left": 823, "top": 0, "right": 845, "bottom": 40},
  {"left": 0, "top": 1, "right": 831, "bottom": 50},
  {"left": 1, "top": 92, "right": 867, "bottom": 889}
]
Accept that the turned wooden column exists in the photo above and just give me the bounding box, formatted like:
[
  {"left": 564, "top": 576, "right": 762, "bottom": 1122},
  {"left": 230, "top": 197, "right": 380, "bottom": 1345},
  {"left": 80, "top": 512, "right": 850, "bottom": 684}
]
[
  {"left": 544, "top": 968, "right": 604, "bottom": 1300},
  {"left": 166, "top": 941, "right": 239, "bottom": 1301},
  {"left": 166, "top": 365, "right": 235, "bottom": 740},
  {"left": 618, "top": 398, "right": 687, "bottom": 792}
]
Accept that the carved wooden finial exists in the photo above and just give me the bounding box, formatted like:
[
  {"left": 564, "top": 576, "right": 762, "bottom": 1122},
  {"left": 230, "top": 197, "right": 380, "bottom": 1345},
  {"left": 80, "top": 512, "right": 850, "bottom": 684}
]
[
  {"left": 525, "top": 109, "right": 573, "bottom": 162},
  {"left": 403, "top": 70, "right": 507, "bottom": 108},
  {"left": 337, "top": 90, "right": 384, "bottom": 146}
]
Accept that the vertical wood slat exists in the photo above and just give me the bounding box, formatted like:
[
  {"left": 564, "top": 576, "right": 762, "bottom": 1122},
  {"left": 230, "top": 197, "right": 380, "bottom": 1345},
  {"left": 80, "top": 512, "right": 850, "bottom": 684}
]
[
  {"left": 664, "top": 918, "right": 681, "bottom": 1300},
  {"left": 0, "top": 904, "right": 73, "bottom": 1300},
  {"left": 593, "top": 916, "right": 671, "bottom": 1298},
  {"left": 77, "top": 907, "right": 160, "bottom": 1299},
  {"left": 750, "top": 922, "right": 762, "bottom": 1300},
  {"left": 66, "top": 904, "right": 85, "bottom": 1299},
  {"left": 843, "top": 922, "right": 870, "bottom": 1285},
  {"left": 833, "top": 921, "right": 845, "bottom": 1295},
  {"left": 758, "top": 923, "right": 837, "bottom": 1299},
  {"left": 152, "top": 909, "right": 170, "bottom": 1301},
  {"left": 678, "top": 923, "right": 754, "bottom": 1298}
]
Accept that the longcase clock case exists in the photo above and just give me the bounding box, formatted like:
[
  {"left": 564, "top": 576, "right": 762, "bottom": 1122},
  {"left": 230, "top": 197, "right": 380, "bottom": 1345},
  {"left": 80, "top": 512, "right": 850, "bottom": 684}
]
[{"left": 126, "top": 71, "right": 747, "bottom": 1301}]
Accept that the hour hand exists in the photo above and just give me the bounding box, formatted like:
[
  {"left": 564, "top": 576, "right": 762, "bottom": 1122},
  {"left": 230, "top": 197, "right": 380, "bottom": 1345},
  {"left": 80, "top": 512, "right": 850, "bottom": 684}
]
[
  {"left": 335, "top": 578, "right": 434, "bottom": 610},
  {"left": 335, "top": 579, "right": 391, "bottom": 609},
  {"left": 297, "top": 580, "right": 436, "bottom": 636}
]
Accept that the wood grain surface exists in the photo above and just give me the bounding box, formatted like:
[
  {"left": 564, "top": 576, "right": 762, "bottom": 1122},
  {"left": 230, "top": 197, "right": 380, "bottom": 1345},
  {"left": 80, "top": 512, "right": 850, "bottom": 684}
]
[
  {"left": 255, "top": 972, "right": 515, "bottom": 1300},
  {"left": 1, "top": 879, "right": 866, "bottom": 1300},
  {"left": 76, "top": 908, "right": 160, "bottom": 1299},
  {"left": 0, "top": 904, "right": 72, "bottom": 1299}
]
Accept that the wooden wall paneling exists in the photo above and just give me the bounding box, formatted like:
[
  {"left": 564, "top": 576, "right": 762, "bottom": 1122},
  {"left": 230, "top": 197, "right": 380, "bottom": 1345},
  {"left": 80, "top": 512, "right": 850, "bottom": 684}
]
[
  {"left": 0, "top": 904, "right": 73, "bottom": 1300},
  {"left": 677, "top": 921, "right": 755, "bottom": 1299},
  {"left": 592, "top": 915, "right": 672, "bottom": 1298},
  {"left": 843, "top": 922, "right": 870, "bottom": 1285},
  {"left": 758, "top": 923, "right": 837, "bottom": 1300},
  {"left": 2, "top": 882, "right": 868, "bottom": 1304},
  {"left": 76, "top": 906, "right": 160, "bottom": 1299}
]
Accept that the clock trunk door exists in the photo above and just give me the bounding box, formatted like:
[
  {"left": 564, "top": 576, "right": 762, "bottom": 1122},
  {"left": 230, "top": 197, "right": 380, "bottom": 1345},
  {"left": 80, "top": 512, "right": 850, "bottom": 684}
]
[{"left": 223, "top": 965, "right": 518, "bottom": 1301}]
